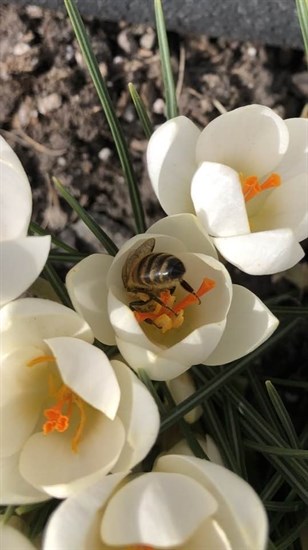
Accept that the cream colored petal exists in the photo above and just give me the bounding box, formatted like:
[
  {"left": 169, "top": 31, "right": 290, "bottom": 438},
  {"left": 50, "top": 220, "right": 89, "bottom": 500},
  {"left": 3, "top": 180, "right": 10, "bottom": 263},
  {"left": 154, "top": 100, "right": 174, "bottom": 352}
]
[
  {"left": 147, "top": 116, "right": 200, "bottom": 214},
  {"left": 147, "top": 213, "right": 218, "bottom": 258},
  {"left": 45, "top": 337, "right": 120, "bottom": 419},
  {"left": 156, "top": 455, "right": 268, "bottom": 550},
  {"left": 191, "top": 162, "right": 250, "bottom": 237},
  {"left": 250, "top": 173, "right": 308, "bottom": 242},
  {"left": 276, "top": 118, "right": 308, "bottom": 180},
  {"left": 0, "top": 236, "right": 51, "bottom": 306},
  {"left": 0, "top": 454, "right": 48, "bottom": 505},
  {"left": 0, "top": 523, "right": 37, "bottom": 550},
  {"left": 167, "top": 435, "right": 224, "bottom": 466},
  {"left": 167, "top": 372, "right": 202, "bottom": 424},
  {"left": 206, "top": 284, "right": 279, "bottom": 365},
  {"left": 101, "top": 472, "right": 217, "bottom": 547},
  {"left": 214, "top": 229, "right": 305, "bottom": 275},
  {"left": 196, "top": 104, "right": 289, "bottom": 178},
  {"left": 43, "top": 474, "right": 126, "bottom": 550},
  {"left": 111, "top": 360, "right": 160, "bottom": 471},
  {"left": 181, "top": 518, "right": 232, "bottom": 550},
  {"left": 0, "top": 135, "right": 32, "bottom": 240},
  {"left": 0, "top": 298, "right": 93, "bottom": 355},
  {"left": 66, "top": 254, "right": 116, "bottom": 346},
  {"left": 19, "top": 410, "right": 125, "bottom": 499}
]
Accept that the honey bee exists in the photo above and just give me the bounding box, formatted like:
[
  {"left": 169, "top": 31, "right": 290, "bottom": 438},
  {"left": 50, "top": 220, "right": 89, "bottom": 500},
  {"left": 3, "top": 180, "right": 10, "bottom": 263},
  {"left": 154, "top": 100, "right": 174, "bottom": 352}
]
[{"left": 122, "top": 238, "right": 200, "bottom": 314}]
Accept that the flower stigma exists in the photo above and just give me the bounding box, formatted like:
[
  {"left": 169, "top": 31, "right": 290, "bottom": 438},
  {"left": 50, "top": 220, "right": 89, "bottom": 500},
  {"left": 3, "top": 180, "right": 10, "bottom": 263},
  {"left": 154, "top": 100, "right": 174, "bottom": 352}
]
[
  {"left": 240, "top": 172, "right": 281, "bottom": 202},
  {"left": 26, "top": 354, "right": 86, "bottom": 453},
  {"left": 134, "top": 277, "right": 215, "bottom": 334}
]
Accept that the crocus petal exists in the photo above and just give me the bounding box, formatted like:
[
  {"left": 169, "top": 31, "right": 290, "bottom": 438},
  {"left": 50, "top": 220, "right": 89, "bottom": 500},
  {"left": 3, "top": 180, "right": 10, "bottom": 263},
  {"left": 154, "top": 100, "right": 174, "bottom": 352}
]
[
  {"left": 167, "top": 372, "right": 202, "bottom": 424},
  {"left": 0, "top": 454, "right": 49, "bottom": 505},
  {"left": 0, "top": 298, "right": 93, "bottom": 355},
  {"left": 45, "top": 337, "right": 120, "bottom": 419},
  {"left": 147, "top": 213, "right": 218, "bottom": 258},
  {"left": 111, "top": 360, "right": 160, "bottom": 472},
  {"left": 101, "top": 472, "right": 217, "bottom": 547},
  {"left": 191, "top": 162, "right": 250, "bottom": 236},
  {"left": 196, "top": 104, "right": 289, "bottom": 178},
  {"left": 168, "top": 435, "right": 224, "bottom": 466},
  {"left": 19, "top": 410, "right": 125, "bottom": 499},
  {"left": 0, "top": 523, "right": 37, "bottom": 550},
  {"left": 66, "top": 253, "right": 116, "bottom": 346},
  {"left": 0, "top": 236, "right": 51, "bottom": 306},
  {"left": 250, "top": 173, "right": 308, "bottom": 242},
  {"left": 181, "top": 518, "right": 232, "bottom": 550},
  {"left": 43, "top": 473, "right": 126, "bottom": 550},
  {"left": 214, "top": 229, "right": 305, "bottom": 275},
  {"left": 0, "top": 135, "right": 32, "bottom": 240},
  {"left": 205, "top": 285, "right": 279, "bottom": 365},
  {"left": 276, "top": 118, "right": 308, "bottom": 180},
  {"left": 156, "top": 455, "right": 268, "bottom": 550},
  {"left": 147, "top": 116, "right": 200, "bottom": 214}
]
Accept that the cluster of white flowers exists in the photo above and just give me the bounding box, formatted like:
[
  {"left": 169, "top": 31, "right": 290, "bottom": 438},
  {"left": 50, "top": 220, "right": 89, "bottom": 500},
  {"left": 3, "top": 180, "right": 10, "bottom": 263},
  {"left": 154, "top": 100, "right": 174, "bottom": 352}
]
[{"left": 1, "top": 102, "right": 306, "bottom": 549}]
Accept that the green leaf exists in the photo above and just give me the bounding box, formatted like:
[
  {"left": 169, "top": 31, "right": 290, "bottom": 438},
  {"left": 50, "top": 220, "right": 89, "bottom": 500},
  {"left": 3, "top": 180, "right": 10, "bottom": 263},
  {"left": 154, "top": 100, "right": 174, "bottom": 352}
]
[
  {"left": 53, "top": 177, "right": 118, "bottom": 256},
  {"left": 295, "top": 0, "right": 308, "bottom": 59},
  {"left": 276, "top": 514, "right": 308, "bottom": 549},
  {"left": 42, "top": 262, "right": 72, "bottom": 308},
  {"left": 64, "top": 0, "right": 146, "bottom": 234},
  {"left": 270, "top": 305, "right": 308, "bottom": 317},
  {"left": 154, "top": 0, "right": 178, "bottom": 119},
  {"left": 128, "top": 83, "right": 154, "bottom": 139},
  {"left": 244, "top": 441, "right": 308, "bottom": 458},
  {"left": 48, "top": 251, "right": 88, "bottom": 263},
  {"left": 265, "top": 381, "right": 301, "bottom": 449}
]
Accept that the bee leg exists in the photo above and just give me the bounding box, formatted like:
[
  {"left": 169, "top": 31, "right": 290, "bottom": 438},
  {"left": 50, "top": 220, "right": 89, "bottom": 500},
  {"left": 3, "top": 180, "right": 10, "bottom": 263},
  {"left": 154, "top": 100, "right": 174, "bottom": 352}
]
[
  {"left": 180, "top": 279, "right": 201, "bottom": 304},
  {"left": 129, "top": 297, "right": 152, "bottom": 311}
]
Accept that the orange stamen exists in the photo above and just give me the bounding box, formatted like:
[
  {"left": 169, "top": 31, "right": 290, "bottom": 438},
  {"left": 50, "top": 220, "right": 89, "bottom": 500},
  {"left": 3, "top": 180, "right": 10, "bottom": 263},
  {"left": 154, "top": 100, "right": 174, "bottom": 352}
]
[
  {"left": 27, "top": 355, "right": 55, "bottom": 367},
  {"left": 173, "top": 278, "right": 215, "bottom": 314},
  {"left": 241, "top": 172, "right": 281, "bottom": 202}
]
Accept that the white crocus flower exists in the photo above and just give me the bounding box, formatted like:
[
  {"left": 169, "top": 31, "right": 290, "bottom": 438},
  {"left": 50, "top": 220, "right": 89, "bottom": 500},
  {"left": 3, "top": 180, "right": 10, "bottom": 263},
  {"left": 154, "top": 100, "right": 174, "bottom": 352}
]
[
  {"left": 67, "top": 213, "right": 278, "bottom": 381},
  {"left": 43, "top": 454, "right": 268, "bottom": 550},
  {"left": 0, "top": 136, "right": 51, "bottom": 305},
  {"left": 0, "top": 298, "right": 159, "bottom": 504},
  {"left": 0, "top": 523, "right": 36, "bottom": 550},
  {"left": 147, "top": 105, "right": 307, "bottom": 275}
]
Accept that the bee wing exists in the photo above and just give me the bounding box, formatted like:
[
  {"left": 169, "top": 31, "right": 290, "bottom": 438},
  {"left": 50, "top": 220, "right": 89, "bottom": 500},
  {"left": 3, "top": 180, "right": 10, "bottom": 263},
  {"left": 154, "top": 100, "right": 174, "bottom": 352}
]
[{"left": 122, "top": 238, "right": 155, "bottom": 285}]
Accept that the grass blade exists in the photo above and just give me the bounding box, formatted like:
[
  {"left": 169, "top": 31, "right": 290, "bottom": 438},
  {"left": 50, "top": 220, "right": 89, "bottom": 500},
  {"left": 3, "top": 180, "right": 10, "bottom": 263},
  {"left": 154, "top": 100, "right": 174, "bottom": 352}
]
[
  {"left": 265, "top": 381, "right": 301, "bottom": 448},
  {"left": 53, "top": 177, "right": 118, "bottom": 256},
  {"left": 64, "top": 0, "right": 146, "bottom": 234},
  {"left": 42, "top": 262, "right": 72, "bottom": 308},
  {"left": 154, "top": 0, "right": 178, "bottom": 119},
  {"left": 128, "top": 83, "right": 154, "bottom": 139},
  {"left": 295, "top": 0, "right": 308, "bottom": 58}
]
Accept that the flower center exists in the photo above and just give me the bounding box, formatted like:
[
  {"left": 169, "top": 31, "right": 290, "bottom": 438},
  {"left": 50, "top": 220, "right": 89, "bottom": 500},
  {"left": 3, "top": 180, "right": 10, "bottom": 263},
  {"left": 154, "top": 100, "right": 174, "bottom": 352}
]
[
  {"left": 134, "top": 277, "right": 215, "bottom": 334},
  {"left": 240, "top": 172, "right": 281, "bottom": 202},
  {"left": 26, "top": 355, "right": 86, "bottom": 453}
]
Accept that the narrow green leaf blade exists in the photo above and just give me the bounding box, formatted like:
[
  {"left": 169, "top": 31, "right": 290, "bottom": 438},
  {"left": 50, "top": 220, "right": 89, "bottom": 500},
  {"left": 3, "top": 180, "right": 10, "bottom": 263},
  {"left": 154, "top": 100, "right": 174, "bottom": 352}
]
[
  {"left": 265, "top": 381, "right": 301, "bottom": 449},
  {"left": 295, "top": 0, "right": 308, "bottom": 58},
  {"left": 154, "top": 0, "right": 178, "bottom": 119},
  {"left": 128, "top": 83, "right": 154, "bottom": 139}
]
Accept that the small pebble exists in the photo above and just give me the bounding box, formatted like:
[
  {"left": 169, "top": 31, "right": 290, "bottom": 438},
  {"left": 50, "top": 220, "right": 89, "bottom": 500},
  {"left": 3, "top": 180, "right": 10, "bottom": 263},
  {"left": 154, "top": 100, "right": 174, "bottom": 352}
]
[{"left": 37, "top": 93, "right": 62, "bottom": 115}]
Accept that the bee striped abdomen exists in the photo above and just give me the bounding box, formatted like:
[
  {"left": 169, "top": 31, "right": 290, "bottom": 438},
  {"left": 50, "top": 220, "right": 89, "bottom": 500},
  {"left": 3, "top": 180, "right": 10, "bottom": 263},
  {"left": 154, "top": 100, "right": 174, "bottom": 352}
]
[{"left": 134, "top": 253, "right": 186, "bottom": 287}]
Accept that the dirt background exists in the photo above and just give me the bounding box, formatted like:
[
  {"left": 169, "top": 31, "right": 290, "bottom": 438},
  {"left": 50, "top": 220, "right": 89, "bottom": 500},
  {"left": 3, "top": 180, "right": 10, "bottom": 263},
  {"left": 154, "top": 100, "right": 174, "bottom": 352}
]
[{"left": 0, "top": 3, "right": 307, "bottom": 432}]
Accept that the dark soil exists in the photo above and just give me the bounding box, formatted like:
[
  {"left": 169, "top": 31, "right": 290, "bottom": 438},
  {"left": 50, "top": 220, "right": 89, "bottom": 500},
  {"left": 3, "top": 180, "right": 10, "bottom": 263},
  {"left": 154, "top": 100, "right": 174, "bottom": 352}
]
[{"left": 0, "top": 2, "right": 307, "bottom": 442}]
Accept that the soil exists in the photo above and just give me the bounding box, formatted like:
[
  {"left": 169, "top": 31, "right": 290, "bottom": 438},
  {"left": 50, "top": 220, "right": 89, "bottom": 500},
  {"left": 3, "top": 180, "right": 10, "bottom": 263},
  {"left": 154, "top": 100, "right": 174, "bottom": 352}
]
[{"left": 0, "top": 1, "right": 307, "bottom": 446}]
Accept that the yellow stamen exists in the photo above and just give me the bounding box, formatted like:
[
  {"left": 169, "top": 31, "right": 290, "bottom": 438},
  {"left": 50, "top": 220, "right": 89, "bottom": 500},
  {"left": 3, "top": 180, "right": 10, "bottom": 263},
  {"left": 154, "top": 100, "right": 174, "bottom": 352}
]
[
  {"left": 26, "top": 355, "right": 55, "bottom": 367},
  {"left": 241, "top": 172, "right": 281, "bottom": 202}
]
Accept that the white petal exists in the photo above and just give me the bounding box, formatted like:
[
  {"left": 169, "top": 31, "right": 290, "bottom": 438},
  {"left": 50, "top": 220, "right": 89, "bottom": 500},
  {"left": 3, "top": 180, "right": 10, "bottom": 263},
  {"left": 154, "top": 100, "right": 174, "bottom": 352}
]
[
  {"left": 214, "top": 229, "right": 305, "bottom": 275},
  {"left": 101, "top": 472, "right": 217, "bottom": 547},
  {"left": 43, "top": 474, "right": 126, "bottom": 550},
  {"left": 147, "top": 116, "right": 200, "bottom": 214},
  {"left": 206, "top": 285, "right": 279, "bottom": 365},
  {"left": 0, "top": 523, "right": 37, "bottom": 550},
  {"left": 156, "top": 455, "right": 268, "bottom": 550},
  {"left": 0, "top": 298, "right": 93, "bottom": 355},
  {"left": 111, "top": 360, "right": 160, "bottom": 471},
  {"left": 147, "top": 213, "right": 218, "bottom": 258},
  {"left": 181, "top": 518, "right": 232, "bottom": 550},
  {"left": 19, "top": 409, "right": 125, "bottom": 498},
  {"left": 167, "top": 372, "right": 203, "bottom": 424},
  {"left": 191, "top": 162, "right": 250, "bottom": 236},
  {"left": 277, "top": 118, "right": 308, "bottom": 180},
  {"left": 0, "top": 236, "right": 51, "bottom": 306},
  {"left": 45, "top": 337, "right": 120, "bottom": 419},
  {"left": 66, "top": 254, "right": 116, "bottom": 346},
  {"left": 0, "top": 453, "right": 49, "bottom": 505},
  {"left": 168, "top": 435, "right": 224, "bottom": 466},
  {"left": 196, "top": 104, "right": 289, "bottom": 178},
  {"left": 0, "top": 135, "right": 32, "bottom": 240},
  {"left": 250, "top": 173, "right": 308, "bottom": 242}
]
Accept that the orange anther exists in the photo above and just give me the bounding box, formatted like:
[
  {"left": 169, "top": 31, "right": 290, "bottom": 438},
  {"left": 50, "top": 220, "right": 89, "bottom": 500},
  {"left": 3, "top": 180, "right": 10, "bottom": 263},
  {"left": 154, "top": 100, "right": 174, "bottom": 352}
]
[
  {"left": 27, "top": 355, "right": 55, "bottom": 367},
  {"left": 242, "top": 172, "right": 281, "bottom": 202},
  {"left": 174, "top": 278, "right": 215, "bottom": 313}
]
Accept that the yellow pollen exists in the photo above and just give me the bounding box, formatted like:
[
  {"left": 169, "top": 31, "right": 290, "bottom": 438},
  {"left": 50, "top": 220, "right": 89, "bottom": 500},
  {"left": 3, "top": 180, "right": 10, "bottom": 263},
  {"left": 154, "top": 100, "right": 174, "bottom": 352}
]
[
  {"left": 42, "top": 384, "right": 86, "bottom": 453},
  {"left": 134, "top": 278, "right": 215, "bottom": 333},
  {"left": 240, "top": 172, "right": 281, "bottom": 202},
  {"left": 26, "top": 355, "right": 55, "bottom": 367}
]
